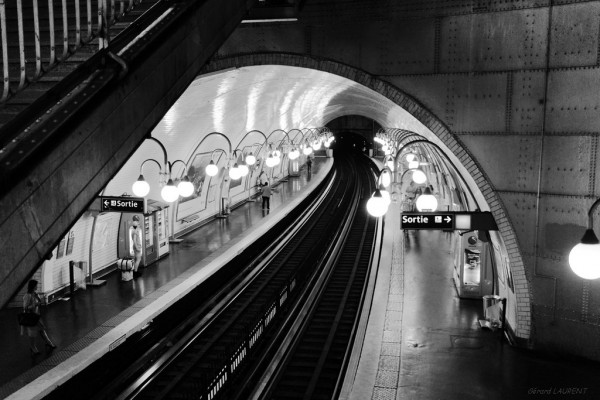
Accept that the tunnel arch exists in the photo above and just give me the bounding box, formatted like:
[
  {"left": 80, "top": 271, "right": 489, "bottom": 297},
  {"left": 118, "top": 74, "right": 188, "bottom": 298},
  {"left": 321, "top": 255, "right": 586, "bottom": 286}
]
[{"left": 202, "top": 54, "right": 532, "bottom": 340}]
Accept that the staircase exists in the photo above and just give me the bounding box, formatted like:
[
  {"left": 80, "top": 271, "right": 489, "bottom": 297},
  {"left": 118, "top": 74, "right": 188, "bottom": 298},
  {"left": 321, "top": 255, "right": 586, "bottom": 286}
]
[{"left": 0, "top": 0, "right": 161, "bottom": 130}]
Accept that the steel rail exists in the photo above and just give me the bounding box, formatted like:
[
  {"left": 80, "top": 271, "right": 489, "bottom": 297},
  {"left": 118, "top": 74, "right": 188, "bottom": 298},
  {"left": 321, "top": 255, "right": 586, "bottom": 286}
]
[
  {"left": 249, "top": 157, "right": 377, "bottom": 400},
  {"left": 109, "top": 167, "right": 345, "bottom": 400}
]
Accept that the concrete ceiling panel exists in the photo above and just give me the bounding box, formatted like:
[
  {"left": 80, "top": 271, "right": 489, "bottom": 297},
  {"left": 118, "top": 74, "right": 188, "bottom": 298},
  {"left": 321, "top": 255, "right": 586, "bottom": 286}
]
[
  {"left": 219, "top": 24, "right": 306, "bottom": 55},
  {"left": 546, "top": 68, "right": 600, "bottom": 133},
  {"left": 549, "top": 2, "right": 600, "bottom": 68},
  {"left": 540, "top": 136, "right": 596, "bottom": 196},
  {"left": 510, "top": 70, "right": 545, "bottom": 133},
  {"left": 439, "top": 9, "right": 547, "bottom": 73},
  {"left": 458, "top": 136, "right": 540, "bottom": 192}
]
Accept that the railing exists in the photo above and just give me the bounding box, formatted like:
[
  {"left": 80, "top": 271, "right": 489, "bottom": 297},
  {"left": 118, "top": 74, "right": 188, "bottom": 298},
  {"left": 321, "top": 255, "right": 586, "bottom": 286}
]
[{"left": 0, "top": 0, "right": 144, "bottom": 102}]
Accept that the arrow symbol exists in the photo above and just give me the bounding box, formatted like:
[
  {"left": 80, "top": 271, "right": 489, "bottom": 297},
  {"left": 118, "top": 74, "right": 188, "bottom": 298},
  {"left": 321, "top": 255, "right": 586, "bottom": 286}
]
[
  {"left": 103, "top": 200, "right": 109, "bottom": 207},
  {"left": 445, "top": 216, "right": 452, "bottom": 223}
]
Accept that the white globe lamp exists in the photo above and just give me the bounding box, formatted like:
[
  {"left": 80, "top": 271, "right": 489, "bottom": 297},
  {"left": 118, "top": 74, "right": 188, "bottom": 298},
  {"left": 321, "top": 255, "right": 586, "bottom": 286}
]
[
  {"left": 406, "top": 153, "right": 417, "bottom": 163},
  {"left": 132, "top": 175, "right": 150, "bottom": 197},
  {"left": 367, "top": 189, "right": 388, "bottom": 217},
  {"left": 206, "top": 160, "right": 218, "bottom": 177},
  {"left": 229, "top": 164, "right": 242, "bottom": 180},
  {"left": 381, "top": 170, "right": 391, "bottom": 188},
  {"left": 412, "top": 169, "right": 427, "bottom": 184},
  {"left": 266, "top": 154, "right": 276, "bottom": 168},
  {"left": 569, "top": 229, "right": 600, "bottom": 279},
  {"left": 177, "top": 176, "right": 194, "bottom": 197},
  {"left": 161, "top": 179, "right": 179, "bottom": 203},
  {"left": 408, "top": 160, "right": 420, "bottom": 170},
  {"left": 239, "top": 164, "right": 249, "bottom": 177},
  {"left": 246, "top": 153, "right": 256, "bottom": 166},
  {"left": 303, "top": 146, "right": 313, "bottom": 156},
  {"left": 415, "top": 187, "right": 438, "bottom": 212}
]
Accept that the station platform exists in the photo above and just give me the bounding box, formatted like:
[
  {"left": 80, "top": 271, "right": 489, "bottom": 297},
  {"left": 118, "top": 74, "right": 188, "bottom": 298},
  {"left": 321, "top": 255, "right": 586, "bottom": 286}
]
[
  {"left": 344, "top": 204, "right": 600, "bottom": 400},
  {"left": 0, "top": 158, "right": 332, "bottom": 400}
]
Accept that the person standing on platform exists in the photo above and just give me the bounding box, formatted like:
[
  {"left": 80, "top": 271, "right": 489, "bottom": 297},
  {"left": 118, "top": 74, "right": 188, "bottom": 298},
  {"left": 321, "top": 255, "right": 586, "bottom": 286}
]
[
  {"left": 130, "top": 215, "right": 143, "bottom": 277},
  {"left": 22, "top": 280, "right": 56, "bottom": 354},
  {"left": 261, "top": 182, "right": 272, "bottom": 210},
  {"left": 306, "top": 156, "right": 313, "bottom": 174}
]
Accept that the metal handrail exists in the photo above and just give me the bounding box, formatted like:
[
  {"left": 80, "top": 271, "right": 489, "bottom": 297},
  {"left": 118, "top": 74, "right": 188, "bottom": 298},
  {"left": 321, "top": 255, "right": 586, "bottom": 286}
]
[{"left": 0, "top": 0, "right": 145, "bottom": 103}]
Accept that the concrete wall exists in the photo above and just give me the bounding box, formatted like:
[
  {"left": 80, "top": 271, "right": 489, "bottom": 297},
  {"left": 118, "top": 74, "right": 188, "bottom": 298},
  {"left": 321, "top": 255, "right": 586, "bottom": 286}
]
[{"left": 208, "top": 0, "right": 600, "bottom": 358}]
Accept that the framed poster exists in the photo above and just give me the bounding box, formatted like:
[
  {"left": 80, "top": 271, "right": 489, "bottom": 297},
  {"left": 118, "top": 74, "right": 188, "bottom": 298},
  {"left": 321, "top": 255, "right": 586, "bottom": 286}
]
[{"left": 66, "top": 231, "right": 75, "bottom": 255}]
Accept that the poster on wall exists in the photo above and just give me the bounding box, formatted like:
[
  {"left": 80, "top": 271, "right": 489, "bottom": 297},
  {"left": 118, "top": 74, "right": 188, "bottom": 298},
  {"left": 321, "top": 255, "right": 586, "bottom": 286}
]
[{"left": 177, "top": 152, "right": 220, "bottom": 220}]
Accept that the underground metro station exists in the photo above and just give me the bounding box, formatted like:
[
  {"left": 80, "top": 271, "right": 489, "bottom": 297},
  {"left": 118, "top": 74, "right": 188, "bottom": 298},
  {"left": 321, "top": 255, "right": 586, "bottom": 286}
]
[{"left": 1, "top": 0, "right": 600, "bottom": 399}]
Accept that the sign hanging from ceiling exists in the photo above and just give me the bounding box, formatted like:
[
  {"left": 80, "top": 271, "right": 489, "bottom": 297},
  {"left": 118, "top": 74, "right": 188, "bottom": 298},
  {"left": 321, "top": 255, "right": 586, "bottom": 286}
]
[
  {"left": 100, "top": 196, "right": 145, "bottom": 213},
  {"left": 401, "top": 212, "right": 454, "bottom": 230}
]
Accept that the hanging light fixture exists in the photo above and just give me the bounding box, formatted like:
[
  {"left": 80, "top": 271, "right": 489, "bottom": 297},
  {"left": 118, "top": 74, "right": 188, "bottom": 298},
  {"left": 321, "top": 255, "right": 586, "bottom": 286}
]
[
  {"left": 406, "top": 153, "right": 417, "bottom": 163},
  {"left": 385, "top": 156, "right": 395, "bottom": 171},
  {"left": 415, "top": 187, "right": 438, "bottom": 212},
  {"left": 265, "top": 153, "right": 277, "bottom": 167},
  {"left": 289, "top": 148, "right": 300, "bottom": 160},
  {"left": 568, "top": 198, "right": 600, "bottom": 279},
  {"left": 177, "top": 175, "right": 194, "bottom": 197},
  {"left": 367, "top": 189, "right": 388, "bottom": 217},
  {"left": 238, "top": 161, "right": 249, "bottom": 177},
  {"left": 412, "top": 169, "right": 427, "bottom": 184},
  {"left": 272, "top": 149, "right": 281, "bottom": 166},
  {"left": 312, "top": 140, "right": 322, "bottom": 151},
  {"left": 303, "top": 145, "right": 313, "bottom": 155},
  {"left": 381, "top": 170, "right": 391, "bottom": 188},
  {"left": 229, "top": 163, "right": 242, "bottom": 180},
  {"left": 132, "top": 174, "right": 150, "bottom": 197},
  {"left": 161, "top": 179, "right": 179, "bottom": 202},
  {"left": 245, "top": 152, "right": 256, "bottom": 166},
  {"left": 206, "top": 160, "right": 218, "bottom": 177}
]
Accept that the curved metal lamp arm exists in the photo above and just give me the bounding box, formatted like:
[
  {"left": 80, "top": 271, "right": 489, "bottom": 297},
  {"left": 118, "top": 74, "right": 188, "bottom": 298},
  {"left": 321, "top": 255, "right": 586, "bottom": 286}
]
[
  {"left": 588, "top": 198, "right": 600, "bottom": 228},
  {"left": 377, "top": 166, "right": 393, "bottom": 186},
  {"left": 188, "top": 131, "right": 233, "bottom": 162},
  {"left": 393, "top": 138, "right": 478, "bottom": 209},
  {"left": 139, "top": 158, "right": 163, "bottom": 175},
  {"left": 235, "top": 129, "right": 268, "bottom": 152},
  {"left": 148, "top": 137, "right": 169, "bottom": 167},
  {"left": 287, "top": 128, "right": 305, "bottom": 145},
  {"left": 167, "top": 159, "right": 187, "bottom": 178}
]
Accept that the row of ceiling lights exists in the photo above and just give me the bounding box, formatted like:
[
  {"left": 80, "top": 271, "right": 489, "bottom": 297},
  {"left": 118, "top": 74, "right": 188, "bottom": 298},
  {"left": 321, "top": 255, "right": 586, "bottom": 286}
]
[
  {"left": 372, "top": 134, "right": 600, "bottom": 281},
  {"left": 131, "top": 135, "right": 334, "bottom": 203}
]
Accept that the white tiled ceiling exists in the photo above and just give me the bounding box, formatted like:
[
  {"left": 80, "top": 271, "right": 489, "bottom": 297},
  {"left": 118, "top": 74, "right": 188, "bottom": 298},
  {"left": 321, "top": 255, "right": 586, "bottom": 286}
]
[{"left": 149, "top": 65, "right": 438, "bottom": 163}]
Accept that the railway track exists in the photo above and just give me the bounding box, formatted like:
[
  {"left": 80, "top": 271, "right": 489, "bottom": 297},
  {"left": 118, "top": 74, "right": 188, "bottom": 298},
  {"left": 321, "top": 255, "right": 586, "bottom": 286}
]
[{"left": 62, "top": 153, "right": 380, "bottom": 400}]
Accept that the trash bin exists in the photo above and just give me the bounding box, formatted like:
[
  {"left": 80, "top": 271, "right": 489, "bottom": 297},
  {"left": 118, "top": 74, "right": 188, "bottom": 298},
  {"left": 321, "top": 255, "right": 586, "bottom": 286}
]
[{"left": 482, "top": 295, "right": 502, "bottom": 323}]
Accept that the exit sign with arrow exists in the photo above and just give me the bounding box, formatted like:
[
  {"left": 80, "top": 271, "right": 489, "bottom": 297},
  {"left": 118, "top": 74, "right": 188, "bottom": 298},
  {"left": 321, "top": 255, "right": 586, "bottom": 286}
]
[{"left": 100, "top": 196, "right": 145, "bottom": 213}]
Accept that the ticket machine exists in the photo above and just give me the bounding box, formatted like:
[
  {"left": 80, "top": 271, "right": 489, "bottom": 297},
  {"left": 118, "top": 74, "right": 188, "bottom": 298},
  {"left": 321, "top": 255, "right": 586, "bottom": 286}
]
[{"left": 453, "top": 231, "right": 494, "bottom": 299}]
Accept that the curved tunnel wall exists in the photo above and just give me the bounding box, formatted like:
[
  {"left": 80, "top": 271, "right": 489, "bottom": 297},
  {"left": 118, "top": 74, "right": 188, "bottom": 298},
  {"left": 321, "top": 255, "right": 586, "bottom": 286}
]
[
  {"left": 202, "top": 54, "right": 533, "bottom": 344},
  {"left": 203, "top": 0, "right": 600, "bottom": 358}
]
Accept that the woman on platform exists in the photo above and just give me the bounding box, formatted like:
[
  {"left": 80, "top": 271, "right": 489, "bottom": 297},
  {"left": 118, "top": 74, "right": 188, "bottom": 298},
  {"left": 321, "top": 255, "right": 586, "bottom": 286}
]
[{"left": 22, "top": 279, "right": 56, "bottom": 354}]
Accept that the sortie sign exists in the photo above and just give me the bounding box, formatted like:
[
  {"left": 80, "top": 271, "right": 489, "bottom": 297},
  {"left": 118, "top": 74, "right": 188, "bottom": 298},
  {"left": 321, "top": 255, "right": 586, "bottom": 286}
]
[
  {"left": 401, "top": 212, "right": 454, "bottom": 230},
  {"left": 100, "top": 196, "right": 144, "bottom": 213}
]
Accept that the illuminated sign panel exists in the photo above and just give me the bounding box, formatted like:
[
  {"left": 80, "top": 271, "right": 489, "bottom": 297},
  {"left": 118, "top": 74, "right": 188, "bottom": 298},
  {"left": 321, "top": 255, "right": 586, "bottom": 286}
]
[
  {"left": 100, "top": 197, "right": 144, "bottom": 213},
  {"left": 401, "top": 213, "right": 454, "bottom": 230}
]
